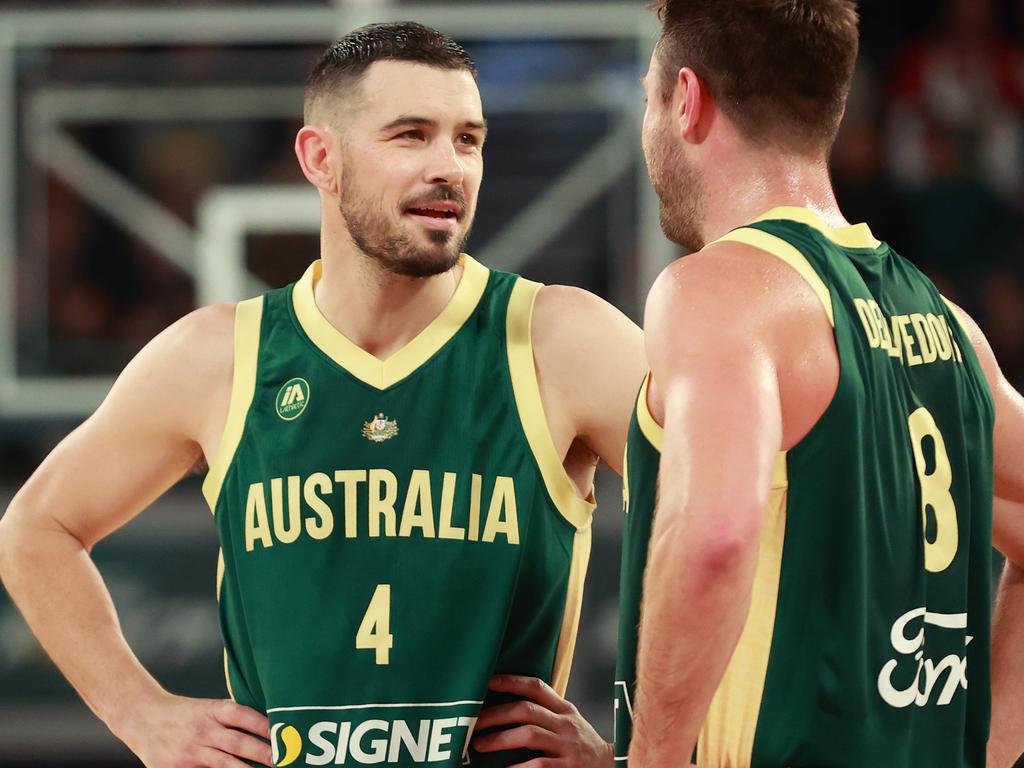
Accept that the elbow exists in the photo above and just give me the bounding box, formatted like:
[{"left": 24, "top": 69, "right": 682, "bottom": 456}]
[
  {"left": 691, "top": 526, "right": 758, "bottom": 579},
  {"left": 651, "top": 503, "right": 763, "bottom": 586}
]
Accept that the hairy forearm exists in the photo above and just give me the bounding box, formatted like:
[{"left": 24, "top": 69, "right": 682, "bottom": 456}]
[
  {"left": 0, "top": 512, "right": 165, "bottom": 735},
  {"left": 629, "top": 513, "right": 760, "bottom": 766},
  {"left": 990, "top": 560, "right": 1024, "bottom": 767}
]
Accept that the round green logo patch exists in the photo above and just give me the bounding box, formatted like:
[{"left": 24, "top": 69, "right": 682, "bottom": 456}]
[{"left": 275, "top": 378, "right": 310, "bottom": 421}]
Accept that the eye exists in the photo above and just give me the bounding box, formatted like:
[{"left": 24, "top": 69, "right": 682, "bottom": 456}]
[
  {"left": 398, "top": 129, "right": 425, "bottom": 141},
  {"left": 458, "top": 133, "right": 481, "bottom": 147}
]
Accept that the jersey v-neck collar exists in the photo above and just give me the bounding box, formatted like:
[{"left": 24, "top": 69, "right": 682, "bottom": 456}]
[
  {"left": 292, "top": 254, "right": 490, "bottom": 390},
  {"left": 752, "top": 206, "right": 882, "bottom": 249}
]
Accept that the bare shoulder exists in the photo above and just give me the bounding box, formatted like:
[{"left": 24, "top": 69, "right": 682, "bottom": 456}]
[
  {"left": 941, "top": 297, "right": 1000, "bottom": 381},
  {"left": 153, "top": 302, "right": 236, "bottom": 377},
  {"left": 101, "top": 303, "right": 238, "bottom": 448},
  {"left": 530, "top": 284, "right": 643, "bottom": 384},
  {"left": 528, "top": 284, "right": 645, "bottom": 470},
  {"left": 646, "top": 244, "right": 788, "bottom": 348}
]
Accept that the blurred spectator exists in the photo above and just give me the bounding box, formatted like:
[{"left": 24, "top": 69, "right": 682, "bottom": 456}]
[{"left": 887, "top": 0, "right": 1024, "bottom": 198}]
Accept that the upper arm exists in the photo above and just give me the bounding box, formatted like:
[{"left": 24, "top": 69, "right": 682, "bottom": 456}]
[
  {"left": 944, "top": 300, "right": 1024, "bottom": 503},
  {"left": 645, "top": 250, "right": 783, "bottom": 536},
  {"left": 530, "top": 285, "right": 645, "bottom": 474},
  {"left": 2, "top": 304, "right": 236, "bottom": 548},
  {"left": 944, "top": 300, "right": 1024, "bottom": 562}
]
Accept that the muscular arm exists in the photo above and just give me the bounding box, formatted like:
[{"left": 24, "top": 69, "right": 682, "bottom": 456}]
[
  {"left": 629, "top": 250, "right": 786, "bottom": 766},
  {"left": 0, "top": 305, "right": 272, "bottom": 768},
  {"left": 946, "top": 303, "right": 1024, "bottom": 766},
  {"left": 531, "top": 285, "right": 646, "bottom": 476}
]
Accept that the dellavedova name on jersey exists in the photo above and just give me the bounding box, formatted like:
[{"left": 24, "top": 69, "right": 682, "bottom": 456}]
[
  {"left": 244, "top": 469, "right": 520, "bottom": 551},
  {"left": 852, "top": 299, "right": 964, "bottom": 367},
  {"left": 271, "top": 715, "right": 478, "bottom": 766}
]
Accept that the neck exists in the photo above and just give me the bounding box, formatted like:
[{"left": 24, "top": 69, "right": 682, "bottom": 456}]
[
  {"left": 699, "top": 146, "right": 847, "bottom": 247},
  {"left": 313, "top": 203, "right": 462, "bottom": 360}
]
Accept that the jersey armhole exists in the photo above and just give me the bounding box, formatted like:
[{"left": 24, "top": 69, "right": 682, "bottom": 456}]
[
  {"left": 713, "top": 227, "right": 835, "bottom": 328},
  {"left": 202, "top": 296, "right": 264, "bottom": 511},
  {"left": 506, "top": 278, "right": 595, "bottom": 695},
  {"left": 505, "top": 278, "right": 597, "bottom": 530},
  {"left": 636, "top": 373, "right": 665, "bottom": 452}
]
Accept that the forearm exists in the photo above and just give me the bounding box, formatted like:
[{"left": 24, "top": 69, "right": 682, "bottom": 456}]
[
  {"left": 990, "top": 560, "right": 1024, "bottom": 767},
  {"left": 0, "top": 512, "right": 165, "bottom": 735},
  {"left": 630, "top": 517, "right": 759, "bottom": 766}
]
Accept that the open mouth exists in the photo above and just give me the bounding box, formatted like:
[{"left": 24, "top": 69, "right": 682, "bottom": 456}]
[
  {"left": 406, "top": 206, "right": 459, "bottom": 220},
  {"left": 404, "top": 202, "right": 462, "bottom": 231}
]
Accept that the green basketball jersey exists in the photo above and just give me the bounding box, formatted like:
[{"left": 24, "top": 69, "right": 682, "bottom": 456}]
[
  {"left": 203, "top": 255, "right": 594, "bottom": 767},
  {"left": 615, "top": 207, "right": 995, "bottom": 767}
]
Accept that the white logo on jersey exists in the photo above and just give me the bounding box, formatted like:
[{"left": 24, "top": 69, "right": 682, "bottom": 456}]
[
  {"left": 297, "top": 716, "right": 477, "bottom": 765},
  {"left": 276, "top": 378, "right": 311, "bottom": 420},
  {"left": 877, "top": 607, "right": 971, "bottom": 708}
]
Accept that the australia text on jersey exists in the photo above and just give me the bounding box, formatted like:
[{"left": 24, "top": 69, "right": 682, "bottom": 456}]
[{"left": 243, "top": 469, "right": 520, "bottom": 551}]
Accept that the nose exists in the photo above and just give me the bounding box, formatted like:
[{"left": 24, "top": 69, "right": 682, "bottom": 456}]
[{"left": 425, "top": 139, "right": 465, "bottom": 186}]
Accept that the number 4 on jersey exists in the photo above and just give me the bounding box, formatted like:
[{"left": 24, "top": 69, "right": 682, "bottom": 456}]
[{"left": 357, "top": 584, "right": 393, "bottom": 665}]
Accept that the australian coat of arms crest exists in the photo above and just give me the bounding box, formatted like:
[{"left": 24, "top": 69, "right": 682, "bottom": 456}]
[{"left": 362, "top": 413, "right": 399, "bottom": 442}]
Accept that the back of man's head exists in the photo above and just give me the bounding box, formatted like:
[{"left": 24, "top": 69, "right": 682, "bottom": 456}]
[
  {"left": 304, "top": 21, "right": 478, "bottom": 124},
  {"left": 650, "top": 0, "right": 860, "bottom": 155}
]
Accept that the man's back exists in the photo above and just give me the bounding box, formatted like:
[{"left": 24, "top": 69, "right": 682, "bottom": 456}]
[{"left": 618, "top": 207, "right": 995, "bottom": 766}]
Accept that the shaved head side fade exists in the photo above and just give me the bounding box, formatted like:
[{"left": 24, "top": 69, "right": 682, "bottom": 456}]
[
  {"left": 649, "top": 0, "right": 860, "bottom": 154},
  {"left": 304, "top": 21, "right": 479, "bottom": 124}
]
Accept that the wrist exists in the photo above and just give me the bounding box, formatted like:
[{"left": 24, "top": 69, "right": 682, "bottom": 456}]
[
  {"left": 103, "top": 677, "right": 170, "bottom": 742},
  {"left": 603, "top": 740, "right": 615, "bottom": 767}
]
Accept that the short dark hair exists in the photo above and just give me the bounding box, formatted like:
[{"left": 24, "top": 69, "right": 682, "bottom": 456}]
[
  {"left": 304, "top": 21, "right": 478, "bottom": 122},
  {"left": 649, "top": 0, "right": 860, "bottom": 153}
]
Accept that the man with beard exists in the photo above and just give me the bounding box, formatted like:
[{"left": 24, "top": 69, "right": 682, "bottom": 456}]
[
  {"left": 616, "top": 1, "right": 1024, "bottom": 767},
  {"left": 0, "top": 24, "right": 642, "bottom": 768}
]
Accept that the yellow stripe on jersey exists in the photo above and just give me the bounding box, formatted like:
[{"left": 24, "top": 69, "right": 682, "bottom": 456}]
[
  {"left": 291, "top": 255, "right": 489, "bottom": 390},
  {"left": 635, "top": 373, "right": 664, "bottom": 452},
  {"left": 505, "top": 278, "right": 596, "bottom": 530},
  {"left": 713, "top": 227, "right": 836, "bottom": 328},
  {"left": 203, "top": 296, "right": 265, "bottom": 510},
  {"left": 551, "top": 526, "right": 592, "bottom": 696},
  {"left": 697, "top": 452, "right": 789, "bottom": 767},
  {"left": 752, "top": 206, "right": 881, "bottom": 250}
]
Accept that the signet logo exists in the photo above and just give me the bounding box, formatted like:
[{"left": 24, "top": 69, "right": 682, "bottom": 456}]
[
  {"left": 276, "top": 378, "right": 310, "bottom": 421},
  {"left": 270, "top": 723, "right": 303, "bottom": 766}
]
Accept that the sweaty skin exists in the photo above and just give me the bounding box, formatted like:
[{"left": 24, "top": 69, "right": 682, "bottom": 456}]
[
  {"left": 0, "top": 59, "right": 642, "bottom": 768},
  {"left": 629, "top": 40, "right": 1024, "bottom": 766}
]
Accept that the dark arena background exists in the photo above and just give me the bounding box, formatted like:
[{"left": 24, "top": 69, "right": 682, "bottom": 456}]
[{"left": 0, "top": 1, "right": 1022, "bottom": 765}]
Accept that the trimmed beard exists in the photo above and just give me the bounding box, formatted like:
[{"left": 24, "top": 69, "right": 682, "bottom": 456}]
[
  {"left": 646, "top": 123, "right": 706, "bottom": 253},
  {"left": 339, "top": 183, "right": 470, "bottom": 279}
]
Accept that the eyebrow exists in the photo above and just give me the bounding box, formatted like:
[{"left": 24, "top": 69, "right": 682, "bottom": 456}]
[{"left": 381, "top": 115, "right": 489, "bottom": 134}]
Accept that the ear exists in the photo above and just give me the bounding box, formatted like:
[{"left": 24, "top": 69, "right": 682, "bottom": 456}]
[
  {"left": 295, "top": 125, "right": 339, "bottom": 196},
  {"left": 676, "top": 67, "right": 704, "bottom": 143}
]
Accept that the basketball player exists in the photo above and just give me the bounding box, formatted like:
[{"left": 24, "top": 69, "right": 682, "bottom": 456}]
[
  {"left": 0, "top": 24, "right": 641, "bottom": 767},
  {"left": 615, "top": 2, "right": 1024, "bottom": 766}
]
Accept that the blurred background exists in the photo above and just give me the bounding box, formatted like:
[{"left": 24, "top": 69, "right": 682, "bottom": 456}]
[{"left": 0, "top": 0, "right": 1021, "bottom": 764}]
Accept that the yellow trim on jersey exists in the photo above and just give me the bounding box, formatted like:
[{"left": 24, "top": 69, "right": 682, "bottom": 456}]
[
  {"left": 224, "top": 649, "right": 236, "bottom": 702},
  {"left": 506, "top": 278, "right": 597, "bottom": 530},
  {"left": 551, "top": 525, "right": 592, "bottom": 696},
  {"left": 202, "top": 297, "right": 264, "bottom": 510},
  {"left": 752, "top": 206, "right": 881, "bottom": 250},
  {"left": 292, "top": 255, "right": 489, "bottom": 390},
  {"left": 635, "top": 373, "right": 664, "bottom": 453},
  {"left": 713, "top": 227, "right": 836, "bottom": 328},
  {"left": 697, "top": 451, "right": 789, "bottom": 766},
  {"left": 216, "top": 549, "right": 225, "bottom": 599}
]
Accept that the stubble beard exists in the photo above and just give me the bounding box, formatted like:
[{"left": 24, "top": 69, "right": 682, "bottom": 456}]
[
  {"left": 648, "top": 127, "right": 706, "bottom": 253},
  {"left": 339, "top": 184, "right": 470, "bottom": 280}
]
